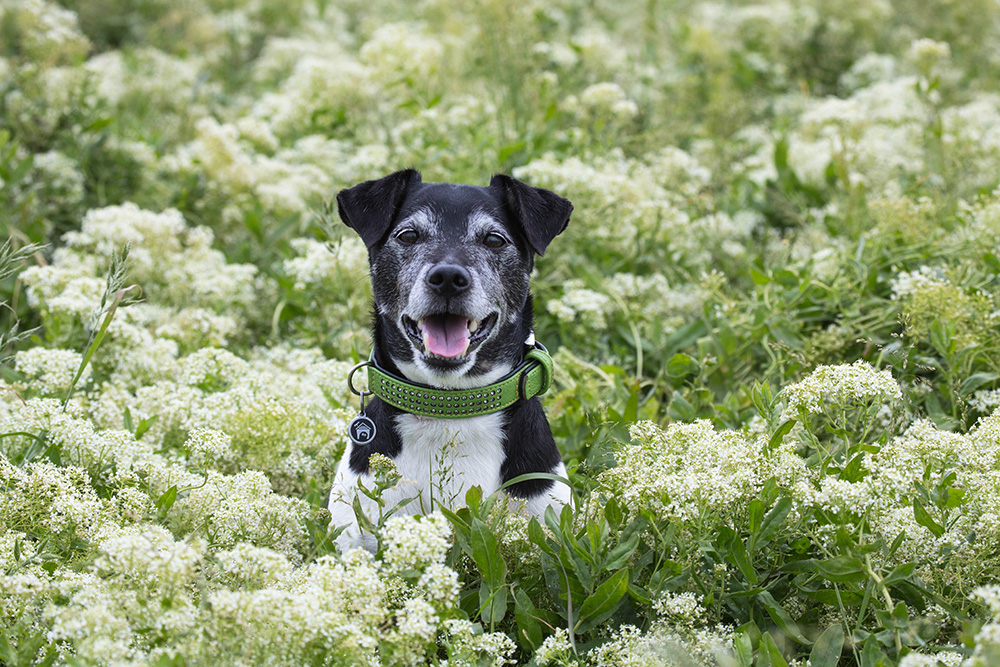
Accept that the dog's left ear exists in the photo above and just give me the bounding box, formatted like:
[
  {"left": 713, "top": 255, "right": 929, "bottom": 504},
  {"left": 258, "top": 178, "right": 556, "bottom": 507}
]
[
  {"left": 490, "top": 174, "right": 573, "bottom": 256},
  {"left": 337, "top": 169, "right": 423, "bottom": 247}
]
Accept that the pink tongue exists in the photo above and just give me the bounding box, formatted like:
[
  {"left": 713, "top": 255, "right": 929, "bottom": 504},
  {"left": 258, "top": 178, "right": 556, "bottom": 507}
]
[{"left": 422, "top": 314, "right": 469, "bottom": 357}]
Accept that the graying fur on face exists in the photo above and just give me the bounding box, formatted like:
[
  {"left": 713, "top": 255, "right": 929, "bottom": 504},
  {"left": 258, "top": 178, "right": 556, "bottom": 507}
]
[{"left": 370, "top": 204, "right": 532, "bottom": 386}]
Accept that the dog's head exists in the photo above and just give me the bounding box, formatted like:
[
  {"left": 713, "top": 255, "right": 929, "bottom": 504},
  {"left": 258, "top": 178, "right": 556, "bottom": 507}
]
[{"left": 337, "top": 169, "right": 572, "bottom": 388}]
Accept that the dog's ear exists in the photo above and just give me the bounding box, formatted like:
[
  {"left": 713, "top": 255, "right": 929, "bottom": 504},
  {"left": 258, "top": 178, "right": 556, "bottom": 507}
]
[
  {"left": 337, "top": 169, "right": 422, "bottom": 247},
  {"left": 490, "top": 174, "right": 573, "bottom": 256}
]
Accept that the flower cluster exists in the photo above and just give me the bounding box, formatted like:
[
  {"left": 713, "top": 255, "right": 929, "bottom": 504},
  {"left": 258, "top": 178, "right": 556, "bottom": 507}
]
[
  {"left": 599, "top": 420, "right": 807, "bottom": 523},
  {"left": 782, "top": 360, "right": 902, "bottom": 419},
  {"left": 6, "top": 0, "right": 1000, "bottom": 664}
]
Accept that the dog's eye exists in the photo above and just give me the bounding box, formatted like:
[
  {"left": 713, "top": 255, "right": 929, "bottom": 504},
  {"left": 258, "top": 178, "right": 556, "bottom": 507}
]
[
  {"left": 396, "top": 229, "right": 419, "bottom": 245},
  {"left": 483, "top": 232, "right": 507, "bottom": 249}
]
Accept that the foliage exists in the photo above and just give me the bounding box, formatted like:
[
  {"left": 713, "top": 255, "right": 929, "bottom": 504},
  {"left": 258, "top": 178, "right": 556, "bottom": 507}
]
[{"left": 3, "top": 0, "right": 1000, "bottom": 665}]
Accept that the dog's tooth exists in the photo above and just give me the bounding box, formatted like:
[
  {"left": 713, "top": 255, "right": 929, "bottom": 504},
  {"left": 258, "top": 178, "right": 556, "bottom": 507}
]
[{"left": 468, "top": 319, "right": 479, "bottom": 333}]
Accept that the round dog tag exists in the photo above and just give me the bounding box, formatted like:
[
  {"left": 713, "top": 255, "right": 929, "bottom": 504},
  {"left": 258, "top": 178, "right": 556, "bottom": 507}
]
[{"left": 349, "top": 415, "right": 377, "bottom": 445}]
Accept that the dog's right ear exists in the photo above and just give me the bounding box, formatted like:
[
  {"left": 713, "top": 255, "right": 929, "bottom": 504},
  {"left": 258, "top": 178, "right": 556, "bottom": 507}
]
[{"left": 336, "top": 169, "right": 422, "bottom": 247}]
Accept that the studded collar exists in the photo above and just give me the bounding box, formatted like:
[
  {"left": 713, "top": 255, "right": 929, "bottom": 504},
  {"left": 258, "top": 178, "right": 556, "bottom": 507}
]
[{"left": 362, "top": 343, "right": 553, "bottom": 419}]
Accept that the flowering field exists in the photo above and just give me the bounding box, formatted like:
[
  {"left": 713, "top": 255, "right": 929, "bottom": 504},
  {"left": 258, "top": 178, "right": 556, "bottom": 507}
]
[{"left": 3, "top": 0, "right": 1000, "bottom": 665}]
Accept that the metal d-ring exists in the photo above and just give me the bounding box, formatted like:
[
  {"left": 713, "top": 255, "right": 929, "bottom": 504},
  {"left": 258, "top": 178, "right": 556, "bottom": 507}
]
[{"left": 347, "top": 360, "right": 373, "bottom": 398}]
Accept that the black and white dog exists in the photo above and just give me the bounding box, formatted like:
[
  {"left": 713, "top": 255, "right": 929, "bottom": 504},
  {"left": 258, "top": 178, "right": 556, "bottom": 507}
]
[{"left": 328, "top": 169, "right": 573, "bottom": 551}]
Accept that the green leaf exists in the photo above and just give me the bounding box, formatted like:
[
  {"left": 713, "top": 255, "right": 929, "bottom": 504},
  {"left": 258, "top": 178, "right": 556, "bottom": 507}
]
[
  {"left": 624, "top": 384, "right": 640, "bottom": 422},
  {"left": 661, "top": 319, "right": 708, "bottom": 356},
  {"left": 801, "top": 588, "right": 864, "bottom": 606},
  {"left": 63, "top": 282, "right": 138, "bottom": 411},
  {"left": 913, "top": 498, "right": 945, "bottom": 538},
  {"left": 0, "top": 633, "right": 15, "bottom": 664},
  {"left": 626, "top": 583, "right": 651, "bottom": 606},
  {"left": 498, "top": 140, "right": 527, "bottom": 164},
  {"left": 757, "top": 591, "right": 811, "bottom": 645},
  {"left": 498, "top": 471, "right": 573, "bottom": 494},
  {"left": 668, "top": 390, "right": 696, "bottom": 421},
  {"left": 773, "top": 269, "right": 799, "bottom": 287},
  {"left": 750, "top": 381, "right": 774, "bottom": 417},
  {"left": 470, "top": 519, "right": 507, "bottom": 588},
  {"left": 351, "top": 495, "right": 378, "bottom": 536},
  {"left": 478, "top": 580, "right": 508, "bottom": 624},
  {"left": 470, "top": 521, "right": 508, "bottom": 619},
  {"left": 465, "top": 484, "right": 482, "bottom": 515},
  {"left": 156, "top": 485, "right": 178, "bottom": 512},
  {"left": 755, "top": 497, "right": 792, "bottom": 549},
  {"left": 527, "top": 518, "right": 557, "bottom": 557},
  {"left": 767, "top": 420, "right": 796, "bottom": 451},
  {"left": 881, "top": 562, "right": 917, "bottom": 587},
  {"left": 815, "top": 555, "right": 866, "bottom": 583},
  {"left": 767, "top": 321, "right": 802, "bottom": 349},
  {"left": 514, "top": 588, "right": 543, "bottom": 649},
  {"left": 733, "top": 630, "right": 754, "bottom": 667},
  {"left": 809, "top": 624, "right": 844, "bottom": 667},
  {"left": 960, "top": 372, "right": 999, "bottom": 396},
  {"left": 729, "top": 537, "right": 757, "bottom": 586},
  {"left": 758, "top": 632, "right": 790, "bottom": 667},
  {"left": 604, "top": 521, "right": 642, "bottom": 571},
  {"left": 666, "top": 353, "right": 699, "bottom": 378},
  {"left": 860, "top": 637, "right": 890, "bottom": 667},
  {"left": 748, "top": 499, "right": 765, "bottom": 534},
  {"left": 945, "top": 487, "right": 967, "bottom": 509},
  {"left": 929, "top": 320, "right": 954, "bottom": 357},
  {"left": 604, "top": 497, "right": 624, "bottom": 528},
  {"left": 750, "top": 267, "right": 771, "bottom": 285},
  {"left": 841, "top": 452, "right": 868, "bottom": 482},
  {"left": 575, "top": 569, "right": 629, "bottom": 634},
  {"left": 134, "top": 415, "right": 158, "bottom": 440},
  {"left": 543, "top": 505, "right": 561, "bottom": 537}
]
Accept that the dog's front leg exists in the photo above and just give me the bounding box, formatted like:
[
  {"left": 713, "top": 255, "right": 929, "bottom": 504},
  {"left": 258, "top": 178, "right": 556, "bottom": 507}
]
[{"left": 327, "top": 452, "right": 380, "bottom": 553}]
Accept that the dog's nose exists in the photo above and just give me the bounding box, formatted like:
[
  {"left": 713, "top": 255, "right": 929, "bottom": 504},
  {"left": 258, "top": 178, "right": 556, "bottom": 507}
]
[{"left": 426, "top": 264, "right": 471, "bottom": 297}]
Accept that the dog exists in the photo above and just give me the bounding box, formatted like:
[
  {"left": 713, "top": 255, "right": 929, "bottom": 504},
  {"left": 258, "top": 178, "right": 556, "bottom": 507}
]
[{"left": 327, "top": 169, "right": 573, "bottom": 551}]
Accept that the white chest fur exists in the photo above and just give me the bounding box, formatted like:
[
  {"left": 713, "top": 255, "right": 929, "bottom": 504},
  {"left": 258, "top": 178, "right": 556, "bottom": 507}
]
[
  {"left": 328, "top": 412, "right": 508, "bottom": 550},
  {"left": 391, "top": 412, "right": 506, "bottom": 511}
]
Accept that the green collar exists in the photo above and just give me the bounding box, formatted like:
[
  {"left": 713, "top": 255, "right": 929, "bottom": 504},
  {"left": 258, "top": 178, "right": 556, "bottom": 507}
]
[{"left": 366, "top": 343, "right": 553, "bottom": 419}]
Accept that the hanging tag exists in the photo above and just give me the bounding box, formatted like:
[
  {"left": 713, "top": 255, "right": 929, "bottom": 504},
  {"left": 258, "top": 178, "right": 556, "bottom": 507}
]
[
  {"left": 349, "top": 414, "right": 377, "bottom": 445},
  {"left": 349, "top": 391, "right": 377, "bottom": 446}
]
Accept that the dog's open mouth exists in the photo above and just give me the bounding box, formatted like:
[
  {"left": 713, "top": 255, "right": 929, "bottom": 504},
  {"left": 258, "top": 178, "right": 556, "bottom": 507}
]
[{"left": 402, "top": 312, "right": 497, "bottom": 364}]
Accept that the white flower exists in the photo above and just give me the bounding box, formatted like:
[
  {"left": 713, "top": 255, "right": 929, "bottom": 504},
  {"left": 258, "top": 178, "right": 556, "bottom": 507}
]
[
  {"left": 185, "top": 428, "right": 233, "bottom": 466},
  {"left": 214, "top": 543, "right": 292, "bottom": 587},
  {"left": 382, "top": 512, "right": 452, "bottom": 572},
  {"left": 782, "top": 360, "right": 901, "bottom": 418},
  {"left": 535, "top": 627, "right": 573, "bottom": 664},
  {"left": 577, "top": 82, "right": 638, "bottom": 121},
  {"left": 417, "top": 562, "right": 460, "bottom": 605},
  {"left": 359, "top": 22, "right": 445, "bottom": 84},
  {"left": 890, "top": 266, "right": 949, "bottom": 300},
  {"left": 600, "top": 420, "right": 806, "bottom": 522},
  {"left": 14, "top": 347, "right": 86, "bottom": 396},
  {"left": 653, "top": 592, "right": 705, "bottom": 626},
  {"left": 907, "top": 38, "right": 951, "bottom": 68},
  {"left": 396, "top": 597, "right": 438, "bottom": 641},
  {"left": 96, "top": 525, "right": 204, "bottom": 588}
]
